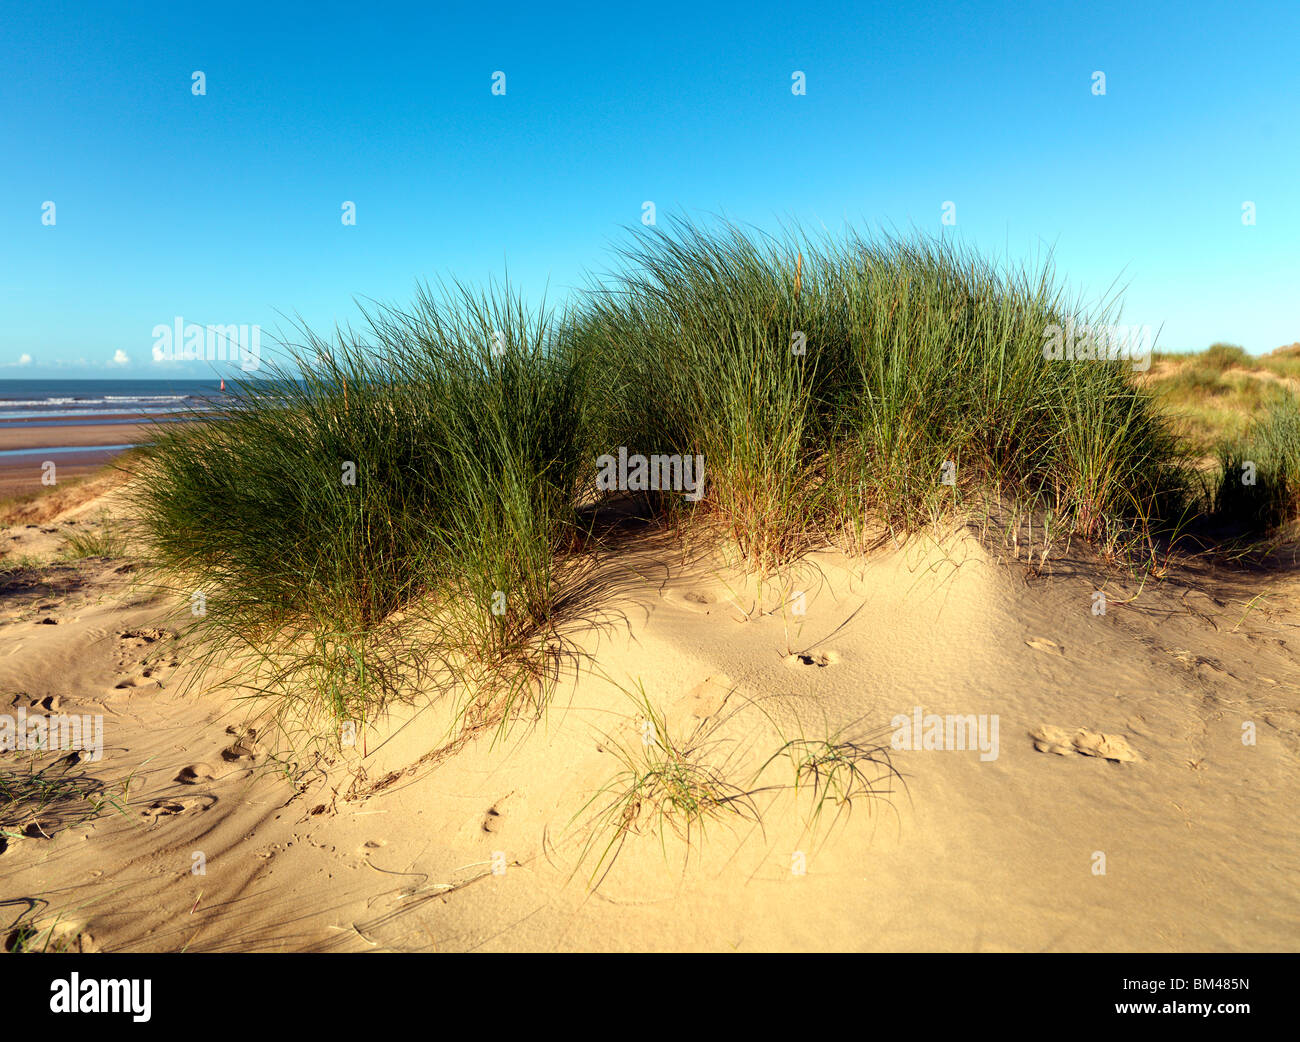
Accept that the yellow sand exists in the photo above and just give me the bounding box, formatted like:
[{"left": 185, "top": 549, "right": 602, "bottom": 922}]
[{"left": 2, "top": 487, "right": 1298, "bottom": 952}]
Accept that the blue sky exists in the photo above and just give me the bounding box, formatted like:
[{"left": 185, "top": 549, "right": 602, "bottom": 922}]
[{"left": 2, "top": 0, "right": 1296, "bottom": 378}]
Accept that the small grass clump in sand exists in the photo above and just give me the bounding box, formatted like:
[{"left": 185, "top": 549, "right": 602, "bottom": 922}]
[
  {"left": 3, "top": 920, "right": 96, "bottom": 954},
  {"left": 572, "top": 683, "right": 761, "bottom": 887},
  {"left": 569, "top": 681, "right": 904, "bottom": 888},
  {"left": 757, "top": 721, "right": 904, "bottom": 837},
  {"left": 62, "top": 513, "right": 130, "bottom": 560},
  {"left": 0, "top": 753, "right": 129, "bottom": 848}
]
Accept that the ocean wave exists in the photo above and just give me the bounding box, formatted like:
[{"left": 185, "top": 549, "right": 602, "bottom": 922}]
[{"left": 0, "top": 395, "right": 196, "bottom": 407}]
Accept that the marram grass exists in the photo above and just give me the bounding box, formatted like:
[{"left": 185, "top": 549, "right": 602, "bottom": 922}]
[
  {"left": 134, "top": 279, "right": 594, "bottom": 741},
  {"left": 568, "top": 217, "right": 1193, "bottom": 563},
  {"left": 137, "top": 220, "right": 1264, "bottom": 737}
]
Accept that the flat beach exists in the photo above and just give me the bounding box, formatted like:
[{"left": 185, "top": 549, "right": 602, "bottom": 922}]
[{"left": 0, "top": 417, "right": 186, "bottom": 499}]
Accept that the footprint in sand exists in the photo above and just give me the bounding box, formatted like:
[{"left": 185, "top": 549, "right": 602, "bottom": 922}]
[
  {"left": 139, "top": 795, "right": 216, "bottom": 822},
  {"left": 175, "top": 763, "right": 217, "bottom": 785},
  {"left": 118, "top": 627, "right": 174, "bottom": 644},
  {"left": 115, "top": 628, "right": 176, "bottom": 657},
  {"left": 221, "top": 725, "right": 260, "bottom": 763},
  {"left": 111, "top": 629, "right": 180, "bottom": 691},
  {"left": 221, "top": 740, "right": 257, "bottom": 763},
  {"left": 114, "top": 659, "right": 179, "bottom": 690},
  {"left": 783, "top": 650, "right": 840, "bottom": 669},
  {"left": 1030, "top": 724, "right": 1140, "bottom": 762},
  {"left": 481, "top": 790, "right": 520, "bottom": 834},
  {"left": 662, "top": 588, "right": 724, "bottom": 614},
  {"left": 1026, "top": 638, "right": 1064, "bottom": 656},
  {"left": 10, "top": 693, "right": 63, "bottom": 712},
  {"left": 680, "top": 675, "right": 735, "bottom": 720}
]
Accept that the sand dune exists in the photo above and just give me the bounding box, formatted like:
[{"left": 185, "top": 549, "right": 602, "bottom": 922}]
[{"left": 2, "top": 486, "right": 1298, "bottom": 952}]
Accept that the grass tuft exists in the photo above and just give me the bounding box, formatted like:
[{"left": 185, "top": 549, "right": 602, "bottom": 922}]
[
  {"left": 63, "top": 514, "right": 129, "bottom": 559},
  {"left": 569, "top": 217, "right": 1192, "bottom": 563},
  {"left": 757, "top": 721, "right": 903, "bottom": 836},
  {"left": 571, "top": 682, "right": 760, "bottom": 887},
  {"left": 134, "top": 278, "right": 595, "bottom": 739},
  {"left": 1, "top": 754, "right": 129, "bottom": 845}
]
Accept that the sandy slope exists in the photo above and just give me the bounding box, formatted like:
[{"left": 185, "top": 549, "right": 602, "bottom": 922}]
[{"left": 2, "top": 490, "right": 1298, "bottom": 952}]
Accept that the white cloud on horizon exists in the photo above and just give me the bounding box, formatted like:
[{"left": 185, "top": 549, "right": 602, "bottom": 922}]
[{"left": 111, "top": 349, "right": 129, "bottom": 365}]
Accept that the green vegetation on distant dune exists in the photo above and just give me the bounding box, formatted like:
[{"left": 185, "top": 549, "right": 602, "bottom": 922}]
[
  {"left": 1213, "top": 396, "right": 1300, "bottom": 533},
  {"left": 1144, "top": 343, "right": 1300, "bottom": 456}
]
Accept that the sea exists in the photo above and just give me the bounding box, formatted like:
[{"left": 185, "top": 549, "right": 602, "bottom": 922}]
[{"left": 0, "top": 379, "right": 225, "bottom": 426}]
